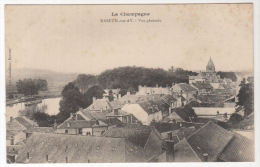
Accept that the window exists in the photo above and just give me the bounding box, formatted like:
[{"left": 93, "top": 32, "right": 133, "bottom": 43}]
[{"left": 65, "top": 130, "right": 68, "bottom": 134}]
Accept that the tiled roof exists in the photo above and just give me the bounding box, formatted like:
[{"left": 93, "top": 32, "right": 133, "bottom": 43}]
[
  {"left": 173, "top": 83, "right": 197, "bottom": 92},
  {"left": 15, "top": 133, "right": 147, "bottom": 163},
  {"left": 6, "top": 130, "right": 25, "bottom": 140},
  {"left": 103, "top": 124, "right": 153, "bottom": 148},
  {"left": 6, "top": 117, "right": 36, "bottom": 131},
  {"left": 80, "top": 109, "right": 108, "bottom": 121},
  {"left": 192, "top": 82, "right": 213, "bottom": 90},
  {"left": 152, "top": 122, "right": 180, "bottom": 133},
  {"left": 15, "top": 117, "right": 35, "bottom": 129},
  {"left": 164, "top": 111, "right": 185, "bottom": 123},
  {"left": 174, "top": 138, "right": 202, "bottom": 162},
  {"left": 219, "top": 132, "right": 254, "bottom": 162},
  {"left": 197, "top": 94, "right": 232, "bottom": 104},
  {"left": 136, "top": 95, "right": 174, "bottom": 115},
  {"left": 26, "top": 127, "right": 55, "bottom": 133},
  {"left": 106, "top": 109, "right": 130, "bottom": 117},
  {"left": 109, "top": 100, "right": 123, "bottom": 109},
  {"left": 87, "top": 98, "right": 112, "bottom": 111},
  {"left": 187, "top": 121, "right": 234, "bottom": 161},
  {"left": 58, "top": 120, "right": 107, "bottom": 129}
]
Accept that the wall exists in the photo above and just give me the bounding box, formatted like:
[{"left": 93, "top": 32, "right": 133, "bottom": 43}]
[
  {"left": 56, "top": 128, "right": 77, "bottom": 135},
  {"left": 82, "top": 128, "right": 93, "bottom": 135},
  {"left": 93, "top": 126, "right": 108, "bottom": 136}
]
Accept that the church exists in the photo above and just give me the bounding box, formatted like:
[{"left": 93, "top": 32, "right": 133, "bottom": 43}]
[{"left": 189, "top": 57, "right": 230, "bottom": 89}]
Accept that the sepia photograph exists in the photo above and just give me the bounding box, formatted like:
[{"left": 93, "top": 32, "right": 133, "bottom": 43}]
[{"left": 4, "top": 3, "right": 255, "bottom": 163}]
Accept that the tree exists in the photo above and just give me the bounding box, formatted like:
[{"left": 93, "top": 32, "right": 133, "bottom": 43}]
[
  {"left": 83, "top": 85, "right": 105, "bottom": 106},
  {"left": 32, "top": 112, "right": 56, "bottom": 127},
  {"left": 108, "top": 90, "right": 114, "bottom": 101},
  {"left": 58, "top": 82, "right": 86, "bottom": 123},
  {"left": 74, "top": 74, "right": 98, "bottom": 93},
  {"left": 216, "top": 71, "right": 237, "bottom": 82},
  {"left": 16, "top": 78, "right": 48, "bottom": 96},
  {"left": 229, "top": 113, "right": 243, "bottom": 124},
  {"left": 236, "top": 78, "right": 254, "bottom": 117}
]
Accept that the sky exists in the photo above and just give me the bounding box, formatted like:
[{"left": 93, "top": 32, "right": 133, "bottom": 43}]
[{"left": 5, "top": 4, "right": 253, "bottom": 74}]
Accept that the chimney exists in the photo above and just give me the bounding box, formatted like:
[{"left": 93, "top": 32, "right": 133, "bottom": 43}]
[
  {"left": 118, "top": 94, "right": 121, "bottom": 99},
  {"left": 165, "top": 140, "right": 175, "bottom": 162},
  {"left": 203, "top": 153, "right": 208, "bottom": 162},
  {"left": 70, "top": 113, "right": 73, "bottom": 118},
  {"left": 114, "top": 109, "right": 119, "bottom": 115},
  {"left": 10, "top": 116, "right": 13, "bottom": 122},
  {"left": 156, "top": 84, "right": 158, "bottom": 88},
  {"left": 127, "top": 91, "right": 130, "bottom": 95}
]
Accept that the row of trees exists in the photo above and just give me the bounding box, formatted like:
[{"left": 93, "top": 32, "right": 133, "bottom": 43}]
[
  {"left": 16, "top": 78, "right": 48, "bottom": 96},
  {"left": 73, "top": 66, "right": 197, "bottom": 94}
]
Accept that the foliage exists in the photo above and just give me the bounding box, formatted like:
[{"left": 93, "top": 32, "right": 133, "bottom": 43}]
[
  {"left": 57, "top": 82, "right": 86, "bottom": 123},
  {"left": 73, "top": 74, "right": 98, "bottom": 93},
  {"left": 32, "top": 112, "right": 56, "bottom": 127},
  {"left": 83, "top": 85, "right": 105, "bottom": 107},
  {"left": 97, "top": 66, "right": 197, "bottom": 91},
  {"left": 108, "top": 90, "right": 114, "bottom": 101},
  {"left": 16, "top": 78, "right": 48, "bottom": 96},
  {"left": 229, "top": 113, "right": 243, "bottom": 124},
  {"left": 236, "top": 78, "right": 254, "bottom": 117},
  {"left": 216, "top": 71, "right": 237, "bottom": 82}
]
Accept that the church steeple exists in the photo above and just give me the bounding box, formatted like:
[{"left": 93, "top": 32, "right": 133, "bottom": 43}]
[{"left": 206, "top": 57, "right": 215, "bottom": 72}]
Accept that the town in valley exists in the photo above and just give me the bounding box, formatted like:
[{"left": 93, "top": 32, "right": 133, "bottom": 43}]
[
  {"left": 6, "top": 58, "right": 254, "bottom": 163},
  {"left": 5, "top": 4, "right": 254, "bottom": 164}
]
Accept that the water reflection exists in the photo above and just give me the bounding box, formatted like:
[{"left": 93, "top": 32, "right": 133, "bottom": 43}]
[{"left": 6, "top": 97, "right": 61, "bottom": 119}]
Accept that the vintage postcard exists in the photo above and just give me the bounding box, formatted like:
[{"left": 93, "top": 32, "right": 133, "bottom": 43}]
[{"left": 4, "top": 3, "right": 256, "bottom": 164}]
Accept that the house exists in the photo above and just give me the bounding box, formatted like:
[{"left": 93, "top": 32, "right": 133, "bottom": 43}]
[
  {"left": 136, "top": 85, "right": 171, "bottom": 95},
  {"left": 121, "top": 94, "right": 176, "bottom": 125},
  {"left": 6, "top": 116, "right": 38, "bottom": 163},
  {"left": 171, "top": 83, "right": 197, "bottom": 101},
  {"left": 105, "top": 109, "right": 137, "bottom": 124},
  {"left": 192, "top": 107, "right": 235, "bottom": 121},
  {"left": 174, "top": 121, "right": 254, "bottom": 162},
  {"left": 15, "top": 133, "right": 147, "bottom": 163},
  {"left": 56, "top": 119, "right": 108, "bottom": 136},
  {"left": 151, "top": 121, "right": 197, "bottom": 143},
  {"left": 6, "top": 116, "right": 38, "bottom": 146},
  {"left": 7, "top": 116, "right": 38, "bottom": 131},
  {"left": 87, "top": 97, "right": 113, "bottom": 112},
  {"left": 191, "top": 81, "right": 213, "bottom": 94},
  {"left": 103, "top": 124, "right": 164, "bottom": 160}
]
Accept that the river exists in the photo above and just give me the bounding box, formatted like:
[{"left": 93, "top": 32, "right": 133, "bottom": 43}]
[{"left": 5, "top": 97, "right": 61, "bottom": 120}]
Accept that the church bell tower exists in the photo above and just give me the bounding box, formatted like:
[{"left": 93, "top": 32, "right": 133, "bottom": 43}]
[{"left": 206, "top": 57, "right": 215, "bottom": 73}]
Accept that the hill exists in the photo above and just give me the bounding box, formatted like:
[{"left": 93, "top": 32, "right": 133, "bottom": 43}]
[{"left": 74, "top": 66, "right": 197, "bottom": 94}]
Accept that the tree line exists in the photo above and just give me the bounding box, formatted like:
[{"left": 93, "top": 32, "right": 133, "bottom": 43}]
[{"left": 16, "top": 78, "right": 48, "bottom": 96}]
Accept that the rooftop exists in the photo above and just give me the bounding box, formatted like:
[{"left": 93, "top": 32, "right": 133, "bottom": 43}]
[{"left": 15, "top": 132, "right": 147, "bottom": 163}]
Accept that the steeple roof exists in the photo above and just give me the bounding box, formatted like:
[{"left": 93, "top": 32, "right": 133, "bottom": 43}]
[{"left": 206, "top": 57, "right": 215, "bottom": 72}]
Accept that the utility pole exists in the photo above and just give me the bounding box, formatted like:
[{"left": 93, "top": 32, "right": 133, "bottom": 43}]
[{"left": 8, "top": 48, "right": 12, "bottom": 93}]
